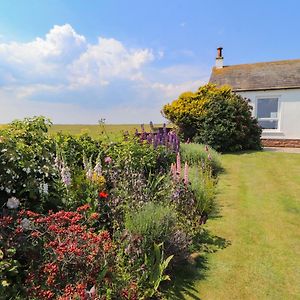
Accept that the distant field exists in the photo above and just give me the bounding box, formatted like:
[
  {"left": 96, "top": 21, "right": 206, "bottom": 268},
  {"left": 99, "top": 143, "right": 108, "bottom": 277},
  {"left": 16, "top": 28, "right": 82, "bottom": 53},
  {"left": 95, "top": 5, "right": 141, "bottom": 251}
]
[
  {"left": 0, "top": 124, "right": 164, "bottom": 138},
  {"left": 50, "top": 124, "right": 164, "bottom": 138},
  {"left": 51, "top": 124, "right": 139, "bottom": 138}
]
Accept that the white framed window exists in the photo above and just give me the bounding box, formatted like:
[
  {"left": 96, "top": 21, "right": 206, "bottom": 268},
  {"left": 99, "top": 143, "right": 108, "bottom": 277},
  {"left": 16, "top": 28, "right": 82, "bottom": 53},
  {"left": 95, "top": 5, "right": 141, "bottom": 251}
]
[{"left": 256, "top": 97, "right": 279, "bottom": 130}]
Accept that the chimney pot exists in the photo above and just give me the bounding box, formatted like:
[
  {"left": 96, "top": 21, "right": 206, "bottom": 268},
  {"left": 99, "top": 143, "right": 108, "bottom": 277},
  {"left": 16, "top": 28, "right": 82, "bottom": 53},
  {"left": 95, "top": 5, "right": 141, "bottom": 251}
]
[
  {"left": 215, "top": 47, "right": 224, "bottom": 68},
  {"left": 217, "top": 47, "right": 223, "bottom": 58}
]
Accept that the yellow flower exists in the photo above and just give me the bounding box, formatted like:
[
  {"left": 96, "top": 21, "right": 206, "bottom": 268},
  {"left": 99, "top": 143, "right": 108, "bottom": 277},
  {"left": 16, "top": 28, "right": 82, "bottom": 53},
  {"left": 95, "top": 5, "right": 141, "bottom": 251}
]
[
  {"left": 1, "top": 280, "right": 10, "bottom": 287},
  {"left": 91, "top": 173, "right": 106, "bottom": 189}
]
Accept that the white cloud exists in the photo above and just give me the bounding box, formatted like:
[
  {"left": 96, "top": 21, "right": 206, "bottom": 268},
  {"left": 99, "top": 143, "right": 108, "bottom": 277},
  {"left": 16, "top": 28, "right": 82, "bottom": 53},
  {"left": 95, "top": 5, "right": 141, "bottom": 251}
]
[
  {"left": 68, "top": 37, "right": 154, "bottom": 87},
  {"left": 1, "top": 24, "right": 85, "bottom": 62},
  {"left": 0, "top": 24, "right": 87, "bottom": 86},
  {"left": 0, "top": 24, "right": 209, "bottom": 123}
]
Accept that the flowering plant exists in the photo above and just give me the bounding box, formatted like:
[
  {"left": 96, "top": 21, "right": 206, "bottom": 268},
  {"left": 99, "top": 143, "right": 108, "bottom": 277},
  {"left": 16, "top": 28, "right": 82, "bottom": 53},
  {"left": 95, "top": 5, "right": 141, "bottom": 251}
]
[
  {"left": 1, "top": 205, "right": 115, "bottom": 299},
  {"left": 0, "top": 117, "right": 65, "bottom": 212}
]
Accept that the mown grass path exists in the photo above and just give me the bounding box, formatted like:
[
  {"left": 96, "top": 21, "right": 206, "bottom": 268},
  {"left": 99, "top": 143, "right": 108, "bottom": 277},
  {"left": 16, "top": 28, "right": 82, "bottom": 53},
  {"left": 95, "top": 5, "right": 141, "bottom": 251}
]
[{"left": 182, "top": 151, "right": 300, "bottom": 300}]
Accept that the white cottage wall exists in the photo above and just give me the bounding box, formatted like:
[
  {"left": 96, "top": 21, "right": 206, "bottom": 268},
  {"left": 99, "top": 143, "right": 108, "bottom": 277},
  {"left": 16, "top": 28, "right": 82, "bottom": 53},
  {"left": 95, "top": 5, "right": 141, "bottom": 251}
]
[{"left": 238, "top": 89, "right": 300, "bottom": 140}]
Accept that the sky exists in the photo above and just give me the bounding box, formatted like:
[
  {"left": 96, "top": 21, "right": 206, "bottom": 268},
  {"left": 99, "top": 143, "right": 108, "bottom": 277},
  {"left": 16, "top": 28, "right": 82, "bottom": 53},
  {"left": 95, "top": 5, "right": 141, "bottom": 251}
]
[{"left": 0, "top": 0, "right": 300, "bottom": 124}]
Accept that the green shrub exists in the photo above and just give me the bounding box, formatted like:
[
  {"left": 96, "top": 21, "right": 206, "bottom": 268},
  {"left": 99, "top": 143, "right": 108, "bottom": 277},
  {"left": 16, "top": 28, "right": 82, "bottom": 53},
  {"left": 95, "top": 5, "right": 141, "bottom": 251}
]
[
  {"left": 104, "top": 138, "right": 175, "bottom": 176},
  {"left": 53, "top": 132, "right": 102, "bottom": 168},
  {"left": 162, "top": 84, "right": 262, "bottom": 152},
  {"left": 0, "top": 248, "right": 22, "bottom": 299}
]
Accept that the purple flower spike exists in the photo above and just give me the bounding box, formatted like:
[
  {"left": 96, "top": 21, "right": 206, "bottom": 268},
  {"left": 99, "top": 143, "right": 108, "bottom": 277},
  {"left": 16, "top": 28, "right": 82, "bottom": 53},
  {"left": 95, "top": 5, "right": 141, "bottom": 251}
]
[
  {"left": 168, "top": 132, "right": 173, "bottom": 144},
  {"left": 153, "top": 134, "right": 158, "bottom": 149},
  {"left": 147, "top": 134, "right": 152, "bottom": 144},
  {"left": 157, "top": 132, "right": 162, "bottom": 144}
]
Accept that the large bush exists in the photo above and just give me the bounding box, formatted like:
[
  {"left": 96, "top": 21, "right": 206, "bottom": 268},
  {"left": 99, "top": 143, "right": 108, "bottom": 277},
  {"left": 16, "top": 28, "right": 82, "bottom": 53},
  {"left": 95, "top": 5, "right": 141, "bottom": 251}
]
[{"left": 162, "top": 84, "right": 262, "bottom": 152}]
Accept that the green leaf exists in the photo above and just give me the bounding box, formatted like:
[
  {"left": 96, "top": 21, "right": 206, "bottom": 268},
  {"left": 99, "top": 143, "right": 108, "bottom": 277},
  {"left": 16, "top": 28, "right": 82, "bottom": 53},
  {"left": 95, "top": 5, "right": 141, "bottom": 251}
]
[
  {"left": 162, "top": 254, "right": 174, "bottom": 270},
  {"left": 6, "top": 248, "right": 16, "bottom": 257},
  {"left": 106, "top": 288, "right": 112, "bottom": 300},
  {"left": 98, "top": 263, "right": 108, "bottom": 282}
]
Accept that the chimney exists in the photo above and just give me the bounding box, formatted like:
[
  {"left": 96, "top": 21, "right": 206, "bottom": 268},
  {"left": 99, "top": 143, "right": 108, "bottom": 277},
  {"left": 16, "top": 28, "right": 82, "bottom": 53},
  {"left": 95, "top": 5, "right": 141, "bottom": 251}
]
[{"left": 215, "top": 47, "right": 224, "bottom": 68}]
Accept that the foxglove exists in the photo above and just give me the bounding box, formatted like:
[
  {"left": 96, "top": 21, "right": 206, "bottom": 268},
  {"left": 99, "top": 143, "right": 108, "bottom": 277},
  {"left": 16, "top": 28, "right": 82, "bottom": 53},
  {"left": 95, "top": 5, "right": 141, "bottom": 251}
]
[{"left": 61, "top": 166, "right": 71, "bottom": 186}]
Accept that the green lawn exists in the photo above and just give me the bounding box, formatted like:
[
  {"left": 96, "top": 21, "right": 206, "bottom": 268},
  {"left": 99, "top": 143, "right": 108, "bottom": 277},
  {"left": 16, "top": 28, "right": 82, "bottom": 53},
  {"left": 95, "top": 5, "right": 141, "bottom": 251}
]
[{"left": 171, "top": 151, "right": 300, "bottom": 300}]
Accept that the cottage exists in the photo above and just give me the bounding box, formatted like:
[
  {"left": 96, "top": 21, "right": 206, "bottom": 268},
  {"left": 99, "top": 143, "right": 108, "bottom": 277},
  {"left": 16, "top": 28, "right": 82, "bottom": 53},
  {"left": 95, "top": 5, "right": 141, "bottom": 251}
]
[{"left": 209, "top": 48, "right": 300, "bottom": 147}]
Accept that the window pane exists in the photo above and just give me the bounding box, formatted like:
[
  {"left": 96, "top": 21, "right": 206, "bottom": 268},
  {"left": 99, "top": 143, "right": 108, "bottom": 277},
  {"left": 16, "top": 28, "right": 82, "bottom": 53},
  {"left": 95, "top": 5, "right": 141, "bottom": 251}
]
[
  {"left": 257, "top": 98, "right": 278, "bottom": 118},
  {"left": 258, "top": 120, "right": 278, "bottom": 129}
]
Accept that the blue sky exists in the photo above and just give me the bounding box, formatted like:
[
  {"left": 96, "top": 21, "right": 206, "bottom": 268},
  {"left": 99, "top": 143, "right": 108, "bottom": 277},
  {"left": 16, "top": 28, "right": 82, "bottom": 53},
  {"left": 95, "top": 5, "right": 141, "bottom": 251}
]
[{"left": 0, "top": 0, "right": 300, "bottom": 123}]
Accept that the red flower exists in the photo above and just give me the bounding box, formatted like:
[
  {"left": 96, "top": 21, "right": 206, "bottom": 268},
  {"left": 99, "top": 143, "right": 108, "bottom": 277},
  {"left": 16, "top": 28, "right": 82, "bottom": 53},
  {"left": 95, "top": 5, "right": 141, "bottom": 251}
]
[
  {"left": 76, "top": 204, "right": 90, "bottom": 212},
  {"left": 90, "top": 212, "right": 99, "bottom": 220},
  {"left": 0, "top": 216, "right": 13, "bottom": 227},
  {"left": 99, "top": 191, "right": 108, "bottom": 198},
  {"left": 31, "top": 231, "right": 41, "bottom": 238},
  {"left": 103, "top": 241, "right": 112, "bottom": 252},
  {"left": 26, "top": 211, "right": 40, "bottom": 218}
]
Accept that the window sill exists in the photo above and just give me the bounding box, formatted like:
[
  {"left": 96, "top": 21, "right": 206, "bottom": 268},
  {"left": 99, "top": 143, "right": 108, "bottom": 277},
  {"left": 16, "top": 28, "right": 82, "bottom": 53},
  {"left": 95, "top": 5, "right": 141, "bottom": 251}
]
[{"left": 262, "top": 130, "right": 284, "bottom": 136}]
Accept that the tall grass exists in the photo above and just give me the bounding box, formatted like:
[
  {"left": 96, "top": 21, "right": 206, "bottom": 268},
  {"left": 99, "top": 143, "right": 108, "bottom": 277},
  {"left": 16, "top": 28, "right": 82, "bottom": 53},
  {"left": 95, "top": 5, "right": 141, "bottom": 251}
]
[
  {"left": 180, "top": 143, "right": 222, "bottom": 175},
  {"left": 179, "top": 143, "right": 221, "bottom": 218},
  {"left": 189, "top": 166, "right": 218, "bottom": 216}
]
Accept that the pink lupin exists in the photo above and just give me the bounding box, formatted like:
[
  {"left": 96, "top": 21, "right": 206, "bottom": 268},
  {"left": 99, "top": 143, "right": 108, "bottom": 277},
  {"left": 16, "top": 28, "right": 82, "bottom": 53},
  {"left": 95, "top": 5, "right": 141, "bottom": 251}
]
[
  {"left": 176, "top": 152, "right": 181, "bottom": 176},
  {"left": 184, "top": 161, "right": 189, "bottom": 185},
  {"left": 170, "top": 163, "right": 177, "bottom": 180}
]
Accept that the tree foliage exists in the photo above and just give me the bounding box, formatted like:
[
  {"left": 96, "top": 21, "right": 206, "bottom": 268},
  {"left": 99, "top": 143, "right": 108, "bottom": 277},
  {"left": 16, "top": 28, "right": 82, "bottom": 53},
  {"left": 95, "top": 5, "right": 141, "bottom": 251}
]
[{"left": 162, "top": 84, "right": 262, "bottom": 152}]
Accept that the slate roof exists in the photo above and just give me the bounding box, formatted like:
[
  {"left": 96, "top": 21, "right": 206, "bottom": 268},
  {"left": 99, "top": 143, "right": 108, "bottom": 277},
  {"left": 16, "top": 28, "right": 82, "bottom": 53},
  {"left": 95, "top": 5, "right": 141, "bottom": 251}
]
[{"left": 209, "top": 59, "right": 300, "bottom": 91}]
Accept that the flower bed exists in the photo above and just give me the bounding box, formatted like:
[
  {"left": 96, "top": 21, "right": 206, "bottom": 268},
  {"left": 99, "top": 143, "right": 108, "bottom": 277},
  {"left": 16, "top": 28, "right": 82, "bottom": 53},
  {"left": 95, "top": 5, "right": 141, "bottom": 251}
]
[{"left": 0, "top": 117, "right": 220, "bottom": 299}]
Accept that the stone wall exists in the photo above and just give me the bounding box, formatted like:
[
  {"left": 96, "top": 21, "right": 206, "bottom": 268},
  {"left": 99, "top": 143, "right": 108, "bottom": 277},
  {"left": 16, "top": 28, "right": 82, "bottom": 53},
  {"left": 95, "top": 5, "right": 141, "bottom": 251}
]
[{"left": 262, "top": 139, "right": 300, "bottom": 148}]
